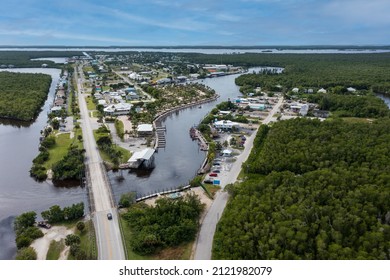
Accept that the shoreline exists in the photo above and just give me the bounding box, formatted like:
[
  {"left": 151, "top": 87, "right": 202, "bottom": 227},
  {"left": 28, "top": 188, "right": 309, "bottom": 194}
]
[{"left": 152, "top": 94, "right": 219, "bottom": 149}]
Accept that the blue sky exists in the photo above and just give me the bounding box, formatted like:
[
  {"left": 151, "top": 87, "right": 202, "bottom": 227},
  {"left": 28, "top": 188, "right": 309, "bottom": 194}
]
[{"left": 0, "top": 0, "right": 389, "bottom": 46}]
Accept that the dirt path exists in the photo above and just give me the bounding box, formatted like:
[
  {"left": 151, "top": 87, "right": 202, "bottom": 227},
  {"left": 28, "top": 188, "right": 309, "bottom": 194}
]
[{"left": 30, "top": 226, "right": 73, "bottom": 260}]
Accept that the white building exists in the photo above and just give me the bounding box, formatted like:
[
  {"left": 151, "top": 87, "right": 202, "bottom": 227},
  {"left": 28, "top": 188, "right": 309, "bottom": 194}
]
[
  {"left": 103, "top": 103, "right": 132, "bottom": 115},
  {"left": 318, "top": 88, "right": 327, "bottom": 93},
  {"left": 137, "top": 124, "right": 153, "bottom": 136},
  {"left": 214, "top": 120, "right": 240, "bottom": 130}
]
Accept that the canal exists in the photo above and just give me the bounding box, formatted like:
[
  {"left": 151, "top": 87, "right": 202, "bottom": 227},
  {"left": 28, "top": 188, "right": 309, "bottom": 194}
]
[{"left": 108, "top": 67, "right": 272, "bottom": 201}]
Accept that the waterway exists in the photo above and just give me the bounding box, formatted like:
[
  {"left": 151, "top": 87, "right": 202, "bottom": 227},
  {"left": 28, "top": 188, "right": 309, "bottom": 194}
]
[
  {"left": 0, "top": 68, "right": 87, "bottom": 260},
  {"left": 108, "top": 67, "right": 274, "bottom": 201}
]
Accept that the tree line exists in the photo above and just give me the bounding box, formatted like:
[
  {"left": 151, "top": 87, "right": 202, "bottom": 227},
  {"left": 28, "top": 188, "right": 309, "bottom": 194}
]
[{"left": 213, "top": 118, "right": 390, "bottom": 259}]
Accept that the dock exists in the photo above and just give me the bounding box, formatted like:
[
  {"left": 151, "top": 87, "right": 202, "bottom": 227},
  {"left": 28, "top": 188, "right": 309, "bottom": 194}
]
[
  {"left": 189, "top": 127, "right": 209, "bottom": 151},
  {"left": 155, "top": 126, "right": 166, "bottom": 148}
]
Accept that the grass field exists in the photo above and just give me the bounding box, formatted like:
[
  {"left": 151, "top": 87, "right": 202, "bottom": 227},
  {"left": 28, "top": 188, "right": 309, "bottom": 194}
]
[
  {"left": 85, "top": 96, "right": 96, "bottom": 110},
  {"left": 43, "top": 129, "right": 83, "bottom": 170},
  {"left": 46, "top": 240, "right": 65, "bottom": 260}
]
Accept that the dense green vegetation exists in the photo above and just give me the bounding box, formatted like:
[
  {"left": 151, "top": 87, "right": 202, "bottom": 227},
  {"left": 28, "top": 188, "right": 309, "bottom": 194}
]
[
  {"left": 0, "top": 72, "right": 52, "bottom": 121},
  {"left": 183, "top": 53, "right": 390, "bottom": 94},
  {"left": 307, "top": 93, "right": 389, "bottom": 118},
  {"left": 52, "top": 146, "right": 85, "bottom": 181},
  {"left": 0, "top": 50, "right": 82, "bottom": 67},
  {"left": 122, "top": 194, "right": 204, "bottom": 255},
  {"left": 94, "top": 125, "right": 130, "bottom": 167},
  {"left": 41, "top": 203, "right": 84, "bottom": 224},
  {"left": 213, "top": 118, "right": 390, "bottom": 259},
  {"left": 14, "top": 212, "right": 43, "bottom": 252}
]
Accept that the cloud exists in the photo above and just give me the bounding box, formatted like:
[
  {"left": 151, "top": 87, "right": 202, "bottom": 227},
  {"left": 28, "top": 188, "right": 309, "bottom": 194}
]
[{"left": 323, "top": 0, "right": 390, "bottom": 26}]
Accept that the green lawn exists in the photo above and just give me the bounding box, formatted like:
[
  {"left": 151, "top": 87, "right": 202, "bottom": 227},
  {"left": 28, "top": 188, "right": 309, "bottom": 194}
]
[
  {"left": 46, "top": 240, "right": 65, "bottom": 260},
  {"left": 44, "top": 133, "right": 72, "bottom": 169},
  {"left": 85, "top": 96, "right": 96, "bottom": 110},
  {"left": 43, "top": 130, "right": 84, "bottom": 170}
]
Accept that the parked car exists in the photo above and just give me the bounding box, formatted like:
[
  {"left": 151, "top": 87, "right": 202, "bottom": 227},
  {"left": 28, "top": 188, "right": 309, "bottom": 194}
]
[
  {"left": 212, "top": 162, "right": 221, "bottom": 166},
  {"left": 107, "top": 213, "right": 112, "bottom": 220},
  {"left": 212, "top": 170, "right": 221, "bottom": 173},
  {"left": 209, "top": 173, "right": 218, "bottom": 177},
  {"left": 203, "top": 179, "right": 213, "bottom": 184}
]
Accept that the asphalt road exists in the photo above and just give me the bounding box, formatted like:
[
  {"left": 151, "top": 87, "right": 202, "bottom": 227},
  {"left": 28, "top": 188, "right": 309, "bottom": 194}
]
[
  {"left": 194, "top": 97, "right": 284, "bottom": 260},
  {"left": 75, "top": 63, "right": 125, "bottom": 260}
]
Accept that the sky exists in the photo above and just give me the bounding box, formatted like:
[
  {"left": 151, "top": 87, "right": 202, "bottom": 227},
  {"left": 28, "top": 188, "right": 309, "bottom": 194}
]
[{"left": 0, "top": 0, "right": 389, "bottom": 46}]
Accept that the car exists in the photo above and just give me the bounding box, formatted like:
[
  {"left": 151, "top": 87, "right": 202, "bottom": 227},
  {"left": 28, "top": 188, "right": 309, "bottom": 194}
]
[
  {"left": 203, "top": 179, "right": 213, "bottom": 184},
  {"left": 212, "top": 162, "right": 221, "bottom": 166},
  {"left": 107, "top": 213, "right": 112, "bottom": 220},
  {"left": 209, "top": 173, "right": 218, "bottom": 177},
  {"left": 212, "top": 170, "right": 221, "bottom": 173}
]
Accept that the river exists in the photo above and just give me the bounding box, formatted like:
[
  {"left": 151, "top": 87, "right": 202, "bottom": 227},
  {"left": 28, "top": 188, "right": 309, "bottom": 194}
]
[{"left": 0, "top": 68, "right": 87, "bottom": 260}]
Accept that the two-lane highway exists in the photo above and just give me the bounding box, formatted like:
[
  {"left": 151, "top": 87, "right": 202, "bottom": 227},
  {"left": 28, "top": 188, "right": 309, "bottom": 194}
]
[{"left": 74, "top": 63, "right": 125, "bottom": 260}]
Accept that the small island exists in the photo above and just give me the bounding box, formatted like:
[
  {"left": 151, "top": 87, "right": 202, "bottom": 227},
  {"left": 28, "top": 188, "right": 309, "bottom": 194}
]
[{"left": 0, "top": 72, "right": 52, "bottom": 122}]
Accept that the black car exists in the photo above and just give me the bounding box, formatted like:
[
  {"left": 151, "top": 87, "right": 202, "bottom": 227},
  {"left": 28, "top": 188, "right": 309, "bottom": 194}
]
[
  {"left": 203, "top": 179, "right": 214, "bottom": 184},
  {"left": 107, "top": 213, "right": 112, "bottom": 220}
]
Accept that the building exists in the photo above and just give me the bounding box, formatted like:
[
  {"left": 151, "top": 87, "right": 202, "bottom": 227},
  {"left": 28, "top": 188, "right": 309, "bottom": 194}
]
[
  {"left": 248, "top": 103, "right": 266, "bottom": 111},
  {"left": 318, "top": 88, "right": 327, "bottom": 93},
  {"left": 214, "top": 120, "right": 240, "bottom": 130},
  {"left": 299, "top": 104, "right": 309, "bottom": 116},
  {"left": 103, "top": 103, "right": 132, "bottom": 116},
  {"left": 127, "top": 148, "right": 155, "bottom": 169},
  {"left": 126, "top": 92, "right": 139, "bottom": 100},
  {"left": 137, "top": 124, "right": 153, "bottom": 137}
]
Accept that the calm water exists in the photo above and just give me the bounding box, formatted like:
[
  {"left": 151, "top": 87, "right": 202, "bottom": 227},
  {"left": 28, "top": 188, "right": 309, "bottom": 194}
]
[
  {"left": 0, "top": 68, "right": 87, "bottom": 260},
  {"left": 108, "top": 69, "right": 270, "bottom": 201}
]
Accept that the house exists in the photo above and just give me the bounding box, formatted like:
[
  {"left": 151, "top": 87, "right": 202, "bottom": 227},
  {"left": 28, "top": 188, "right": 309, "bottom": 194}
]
[
  {"left": 98, "top": 100, "right": 107, "bottom": 107},
  {"left": 292, "top": 88, "right": 299, "bottom": 93},
  {"left": 214, "top": 120, "right": 240, "bottom": 130},
  {"left": 299, "top": 104, "right": 309, "bottom": 116},
  {"left": 103, "top": 103, "right": 132, "bottom": 116},
  {"left": 50, "top": 106, "right": 63, "bottom": 114},
  {"left": 126, "top": 92, "right": 139, "bottom": 100},
  {"left": 318, "top": 88, "right": 327, "bottom": 93},
  {"left": 127, "top": 148, "right": 155, "bottom": 169},
  {"left": 248, "top": 103, "right": 266, "bottom": 111},
  {"left": 137, "top": 124, "right": 153, "bottom": 137}
]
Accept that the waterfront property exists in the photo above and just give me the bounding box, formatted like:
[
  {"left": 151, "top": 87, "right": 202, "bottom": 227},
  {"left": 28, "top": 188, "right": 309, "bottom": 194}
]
[
  {"left": 137, "top": 124, "right": 153, "bottom": 137},
  {"left": 127, "top": 148, "right": 155, "bottom": 169}
]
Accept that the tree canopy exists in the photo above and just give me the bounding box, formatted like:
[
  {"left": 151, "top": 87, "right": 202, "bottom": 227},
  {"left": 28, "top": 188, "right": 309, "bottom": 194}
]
[
  {"left": 122, "top": 194, "right": 204, "bottom": 255},
  {"left": 0, "top": 72, "right": 52, "bottom": 121},
  {"left": 213, "top": 118, "right": 390, "bottom": 260}
]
